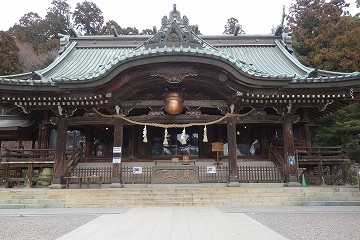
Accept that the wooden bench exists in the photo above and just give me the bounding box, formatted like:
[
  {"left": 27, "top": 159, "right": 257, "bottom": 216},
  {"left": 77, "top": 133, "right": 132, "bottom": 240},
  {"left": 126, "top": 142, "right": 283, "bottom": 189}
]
[{"left": 64, "top": 175, "right": 102, "bottom": 189}]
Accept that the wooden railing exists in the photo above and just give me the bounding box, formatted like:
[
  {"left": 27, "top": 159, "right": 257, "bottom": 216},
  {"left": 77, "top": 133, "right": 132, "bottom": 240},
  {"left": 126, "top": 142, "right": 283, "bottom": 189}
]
[
  {"left": 68, "top": 165, "right": 283, "bottom": 185},
  {"left": 269, "top": 147, "right": 286, "bottom": 167},
  {"left": 70, "top": 166, "right": 112, "bottom": 183},
  {"left": 295, "top": 147, "right": 347, "bottom": 162},
  {"left": 1, "top": 149, "right": 56, "bottom": 164},
  {"left": 238, "top": 166, "right": 283, "bottom": 183},
  {"left": 296, "top": 147, "right": 349, "bottom": 185},
  {"left": 122, "top": 167, "right": 152, "bottom": 184},
  {"left": 1, "top": 149, "right": 56, "bottom": 187},
  {"left": 0, "top": 148, "right": 84, "bottom": 187},
  {"left": 198, "top": 166, "right": 229, "bottom": 183},
  {"left": 269, "top": 147, "right": 287, "bottom": 182},
  {"left": 66, "top": 148, "right": 83, "bottom": 176}
]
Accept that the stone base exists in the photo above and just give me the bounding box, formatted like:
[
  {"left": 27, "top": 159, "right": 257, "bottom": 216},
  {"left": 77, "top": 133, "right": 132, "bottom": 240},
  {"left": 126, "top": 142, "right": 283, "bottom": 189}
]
[
  {"left": 227, "top": 182, "right": 241, "bottom": 187},
  {"left": 48, "top": 184, "right": 66, "bottom": 189},
  {"left": 109, "top": 183, "right": 124, "bottom": 188},
  {"left": 285, "top": 182, "right": 301, "bottom": 187}
]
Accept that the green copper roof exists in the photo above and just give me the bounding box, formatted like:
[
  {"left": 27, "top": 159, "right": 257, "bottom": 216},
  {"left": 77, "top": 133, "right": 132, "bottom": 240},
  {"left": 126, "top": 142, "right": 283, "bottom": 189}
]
[{"left": 0, "top": 8, "right": 359, "bottom": 88}]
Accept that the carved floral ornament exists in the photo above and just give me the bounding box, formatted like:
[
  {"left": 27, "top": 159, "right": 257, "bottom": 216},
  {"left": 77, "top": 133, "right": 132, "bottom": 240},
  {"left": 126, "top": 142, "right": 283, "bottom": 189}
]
[{"left": 151, "top": 66, "right": 198, "bottom": 83}]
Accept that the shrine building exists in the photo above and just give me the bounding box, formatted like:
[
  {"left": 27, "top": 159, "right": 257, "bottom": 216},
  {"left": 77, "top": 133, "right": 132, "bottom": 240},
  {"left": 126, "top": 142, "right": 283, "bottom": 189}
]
[{"left": 0, "top": 5, "right": 359, "bottom": 188}]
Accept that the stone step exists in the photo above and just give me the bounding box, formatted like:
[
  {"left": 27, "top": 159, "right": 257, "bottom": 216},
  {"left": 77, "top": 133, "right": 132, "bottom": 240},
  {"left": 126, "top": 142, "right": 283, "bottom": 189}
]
[{"left": 0, "top": 186, "right": 358, "bottom": 208}]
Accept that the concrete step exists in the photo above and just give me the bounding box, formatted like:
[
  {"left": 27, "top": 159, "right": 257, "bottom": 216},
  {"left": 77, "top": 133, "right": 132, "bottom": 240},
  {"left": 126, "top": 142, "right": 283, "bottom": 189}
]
[{"left": 0, "top": 186, "right": 359, "bottom": 208}]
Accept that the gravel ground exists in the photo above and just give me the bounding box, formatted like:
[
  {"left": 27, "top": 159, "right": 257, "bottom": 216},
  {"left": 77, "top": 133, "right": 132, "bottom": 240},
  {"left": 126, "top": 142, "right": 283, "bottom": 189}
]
[
  {"left": 0, "top": 207, "right": 359, "bottom": 240},
  {"left": 248, "top": 212, "right": 360, "bottom": 240},
  {"left": 0, "top": 215, "right": 98, "bottom": 240}
]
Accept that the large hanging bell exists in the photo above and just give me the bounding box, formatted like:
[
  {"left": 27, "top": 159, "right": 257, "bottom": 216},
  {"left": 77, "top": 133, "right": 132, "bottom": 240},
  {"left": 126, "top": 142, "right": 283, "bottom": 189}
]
[{"left": 164, "top": 91, "right": 184, "bottom": 115}]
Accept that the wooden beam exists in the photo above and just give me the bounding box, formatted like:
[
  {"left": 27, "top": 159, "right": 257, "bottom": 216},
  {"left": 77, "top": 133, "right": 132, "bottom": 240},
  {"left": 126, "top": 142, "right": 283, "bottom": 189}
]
[{"left": 120, "top": 100, "right": 228, "bottom": 109}]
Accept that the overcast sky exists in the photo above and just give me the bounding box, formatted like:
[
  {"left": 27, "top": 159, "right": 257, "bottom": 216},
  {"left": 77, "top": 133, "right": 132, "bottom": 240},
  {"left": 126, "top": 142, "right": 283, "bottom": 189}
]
[{"left": 0, "top": 0, "right": 358, "bottom": 35}]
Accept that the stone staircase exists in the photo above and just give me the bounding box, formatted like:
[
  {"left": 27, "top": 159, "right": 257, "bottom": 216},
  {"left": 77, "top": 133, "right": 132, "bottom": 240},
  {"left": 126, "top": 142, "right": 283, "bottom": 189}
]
[{"left": 0, "top": 185, "right": 359, "bottom": 209}]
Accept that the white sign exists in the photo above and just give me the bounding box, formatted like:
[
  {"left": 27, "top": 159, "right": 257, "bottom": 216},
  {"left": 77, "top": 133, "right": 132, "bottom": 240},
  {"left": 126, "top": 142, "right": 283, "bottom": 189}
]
[
  {"left": 206, "top": 166, "right": 217, "bottom": 174},
  {"left": 112, "top": 157, "right": 121, "bottom": 163},
  {"left": 113, "top": 147, "right": 122, "bottom": 153},
  {"left": 133, "top": 167, "right": 143, "bottom": 174}
]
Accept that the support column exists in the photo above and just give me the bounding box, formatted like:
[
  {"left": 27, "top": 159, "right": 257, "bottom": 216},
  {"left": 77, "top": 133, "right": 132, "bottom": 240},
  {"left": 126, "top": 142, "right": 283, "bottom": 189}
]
[
  {"left": 85, "top": 127, "right": 92, "bottom": 158},
  {"left": 111, "top": 119, "right": 123, "bottom": 187},
  {"left": 303, "top": 109, "right": 312, "bottom": 147},
  {"left": 49, "top": 117, "right": 67, "bottom": 189},
  {"left": 318, "top": 162, "right": 324, "bottom": 185},
  {"left": 227, "top": 117, "right": 240, "bottom": 186},
  {"left": 129, "top": 126, "right": 135, "bottom": 159},
  {"left": 38, "top": 124, "right": 49, "bottom": 149},
  {"left": 283, "top": 115, "right": 300, "bottom": 186}
]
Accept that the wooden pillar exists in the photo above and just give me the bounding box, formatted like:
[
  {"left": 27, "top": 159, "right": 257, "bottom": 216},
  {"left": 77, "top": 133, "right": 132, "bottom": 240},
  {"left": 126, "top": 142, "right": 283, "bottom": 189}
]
[
  {"left": 129, "top": 126, "right": 135, "bottom": 159},
  {"left": 303, "top": 109, "right": 312, "bottom": 147},
  {"left": 304, "top": 124, "right": 312, "bottom": 147},
  {"left": 38, "top": 125, "right": 49, "bottom": 149},
  {"left": 283, "top": 114, "right": 299, "bottom": 185},
  {"left": 50, "top": 117, "right": 67, "bottom": 188},
  {"left": 111, "top": 119, "right": 123, "bottom": 187},
  {"left": 260, "top": 125, "right": 267, "bottom": 156},
  {"left": 227, "top": 117, "right": 239, "bottom": 184},
  {"left": 318, "top": 162, "right": 324, "bottom": 185},
  {"left": 3, "top": 164, "right": 8, "bottom": 188},
  {"left": 85, "top": 127, "right": 92, "bottom": 158}
]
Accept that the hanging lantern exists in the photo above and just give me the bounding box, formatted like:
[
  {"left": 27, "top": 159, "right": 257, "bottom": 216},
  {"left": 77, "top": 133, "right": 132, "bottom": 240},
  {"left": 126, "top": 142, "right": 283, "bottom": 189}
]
[
  {"left": 164, "top": 91, "right": 184, "bottom": 115},
  {"left": 163, "top": 128, "right": 168, "bottom": 145},
  {"left": 142, "top": 125, "right": 148, "bottom": 143},
  {"left": 203, "top": 125, "right": 208, "bottom": 142}
]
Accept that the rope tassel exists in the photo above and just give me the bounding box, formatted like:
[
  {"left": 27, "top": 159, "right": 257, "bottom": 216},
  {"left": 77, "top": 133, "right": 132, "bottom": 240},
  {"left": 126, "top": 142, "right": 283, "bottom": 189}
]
[
  {"left": 163, "top": 128, "right": 168, "bottom": 145},
  {"left": 203, "top": 125, "right": 208, "bottom": 142},
  {"left": 142, "top": 125, "right": 147, "bottom": 143}
]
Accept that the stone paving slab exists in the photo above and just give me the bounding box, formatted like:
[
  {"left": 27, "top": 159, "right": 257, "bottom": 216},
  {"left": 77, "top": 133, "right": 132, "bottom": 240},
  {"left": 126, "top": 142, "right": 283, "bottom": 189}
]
[{"left": 55, "top": 207, "right": 287, "bottom": 240}]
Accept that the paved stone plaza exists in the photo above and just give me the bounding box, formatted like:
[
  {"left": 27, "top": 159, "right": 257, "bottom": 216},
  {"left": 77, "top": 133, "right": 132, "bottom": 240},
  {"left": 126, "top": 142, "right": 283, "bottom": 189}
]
[{"left": 0, "top": 206, "right": 359, "bottom": 240}]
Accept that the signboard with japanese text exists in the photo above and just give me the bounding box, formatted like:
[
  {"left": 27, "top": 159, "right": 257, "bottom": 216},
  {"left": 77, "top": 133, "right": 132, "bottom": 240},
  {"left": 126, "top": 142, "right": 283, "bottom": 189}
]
[
  {"left": 113, "top": 147, "right": 122, "bottom": 153},
  {"left": 112, "top": 157, "right": 121, "bottom": 163},
  {"left": 133, "top": 167, "right": 143, "bottom": 174},
  {"left": 206, "top": 166, "right": 217, "bottom": 174}
]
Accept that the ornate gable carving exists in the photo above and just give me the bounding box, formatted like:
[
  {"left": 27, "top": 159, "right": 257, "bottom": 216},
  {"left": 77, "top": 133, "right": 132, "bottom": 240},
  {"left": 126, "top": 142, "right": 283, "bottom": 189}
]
[
  {"left": 151, "top": 66, "right": 198, "bottom": 83},
  {"left": 144, "top": 4, "right": 202, "bottom": 49}
]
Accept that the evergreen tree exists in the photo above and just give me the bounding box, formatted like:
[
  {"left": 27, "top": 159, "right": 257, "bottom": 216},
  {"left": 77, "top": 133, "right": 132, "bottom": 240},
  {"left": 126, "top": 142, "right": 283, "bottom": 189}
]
[
  {"left": 73, "top": 1, "right": 104, "bottom": 35},
  {"left": 314, "top": 102, "right": 360, "bottom": 162},
  {"left": 286, "top": 0, "right": 359, "bottom": 71},
  {"left": 0, "top": 31, "right": 22, "bottom": 75},
  {"left": 100, "top": 20, "right": 139, "bottom": 35}
]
